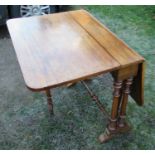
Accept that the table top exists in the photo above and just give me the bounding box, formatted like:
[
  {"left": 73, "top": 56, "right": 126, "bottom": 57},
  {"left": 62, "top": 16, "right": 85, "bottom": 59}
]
[{"left": 7, "top": 9, "right": 144, "bottom": 91}]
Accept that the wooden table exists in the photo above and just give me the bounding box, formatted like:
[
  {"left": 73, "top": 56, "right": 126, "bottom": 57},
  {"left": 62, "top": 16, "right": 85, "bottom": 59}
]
[{"left": 7, "top": 9, "right": 145, "bottom": 143}]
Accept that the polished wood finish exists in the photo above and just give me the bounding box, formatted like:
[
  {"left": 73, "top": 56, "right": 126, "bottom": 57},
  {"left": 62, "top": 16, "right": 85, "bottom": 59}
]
[
  {"left": 70, "top": 9, "right": 145, "bottom": 106},
  {"left": 7, "top": 12, "right": 120, "bottom": 91},
  {"left": 70, "top": 10, "right": 144, "bottom": 67},
  {"left": 108, "top": 80, "right": 123, "bottom": 131},
  {"left": 112, "top": 63, "right": 145, "bottom": 105},
  {"left": 112, "top": 65, "right": 138, "bottom": 81},
  {"left": 7, "top": 9, "right": 145, "bottom": 143},
  {"left": 118, "top": 77, "right": 133, "bottom": 128}
]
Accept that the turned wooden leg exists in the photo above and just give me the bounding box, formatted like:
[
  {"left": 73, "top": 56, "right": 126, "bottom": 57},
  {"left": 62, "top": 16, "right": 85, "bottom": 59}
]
[
  {"left": 118, "top": 77, "right": 133, "bottom": 128},
  {"left": 45, "top": 89, "right": 54, "bottom": 115},
  {"left": 108, "top": 80, "right": 123, "bottom": 131},
  {"left": 117, "top": 89, "right": 123, "bottom": 115},
  {"left": 99, "top": 80, "right": 123, "bottom": 143}
]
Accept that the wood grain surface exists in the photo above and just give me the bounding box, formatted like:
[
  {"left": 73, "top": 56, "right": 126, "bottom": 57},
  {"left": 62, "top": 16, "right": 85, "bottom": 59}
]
[
  {"left": 7, "top": 11, "right": 120, "bottom": 91},
  {"left": 7, "top": 9, "right": 144, "bottom": 92},
  {"left": 70, "top": 10, "right": 144, "bottom": 67}
]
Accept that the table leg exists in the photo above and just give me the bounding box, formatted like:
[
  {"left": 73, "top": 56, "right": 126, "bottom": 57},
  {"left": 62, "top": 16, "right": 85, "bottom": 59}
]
[
  {"left": 45, "top": 89, "right": 54, "bottom": 115},
  {"left": 108, "top": 80, "right": 123, "bottom": 131},
  {"left": 118, "top": 86, "right": 124, "bottom": 118},
  {"left": 118, "top": 77, "right": 133, "bottom": 130},
  {"left": 99, "top": 80, "right": 123, "bottom": 143}
]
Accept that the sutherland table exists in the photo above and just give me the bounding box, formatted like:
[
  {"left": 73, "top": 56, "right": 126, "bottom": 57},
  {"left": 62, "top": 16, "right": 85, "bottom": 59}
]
[{"left": 7, "top": 10, "right": 145, "bottom": 143}]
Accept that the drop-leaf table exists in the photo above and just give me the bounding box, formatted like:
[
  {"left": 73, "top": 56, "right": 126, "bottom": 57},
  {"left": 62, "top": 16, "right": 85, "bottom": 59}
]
[{"left": 7, "top": 10, "right": 145, "bottom": 143}]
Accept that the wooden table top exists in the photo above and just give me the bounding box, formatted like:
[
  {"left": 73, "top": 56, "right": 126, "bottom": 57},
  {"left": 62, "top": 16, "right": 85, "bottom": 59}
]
[{"left": 7, "top": 10, "right": 144, "bottom": 91}]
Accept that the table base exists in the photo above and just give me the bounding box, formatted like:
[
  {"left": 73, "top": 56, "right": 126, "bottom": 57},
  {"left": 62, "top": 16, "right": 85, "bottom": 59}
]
[{"left": 44, "top": 75, "right": 133, "bottom": 143}]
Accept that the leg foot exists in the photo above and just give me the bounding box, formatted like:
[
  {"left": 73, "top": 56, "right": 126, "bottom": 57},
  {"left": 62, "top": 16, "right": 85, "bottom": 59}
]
[
  {"left": 99, "top": 128, "right": 114, "bottom": 143},
  {"left": 99, "top": 80, "right": 123, "bottom": 143},
  {"left": 99, "top": 123, "right": 132, "bottom": 143},
  {"left": 117, "top": 122, "right": 132, "bottom": 133}
]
